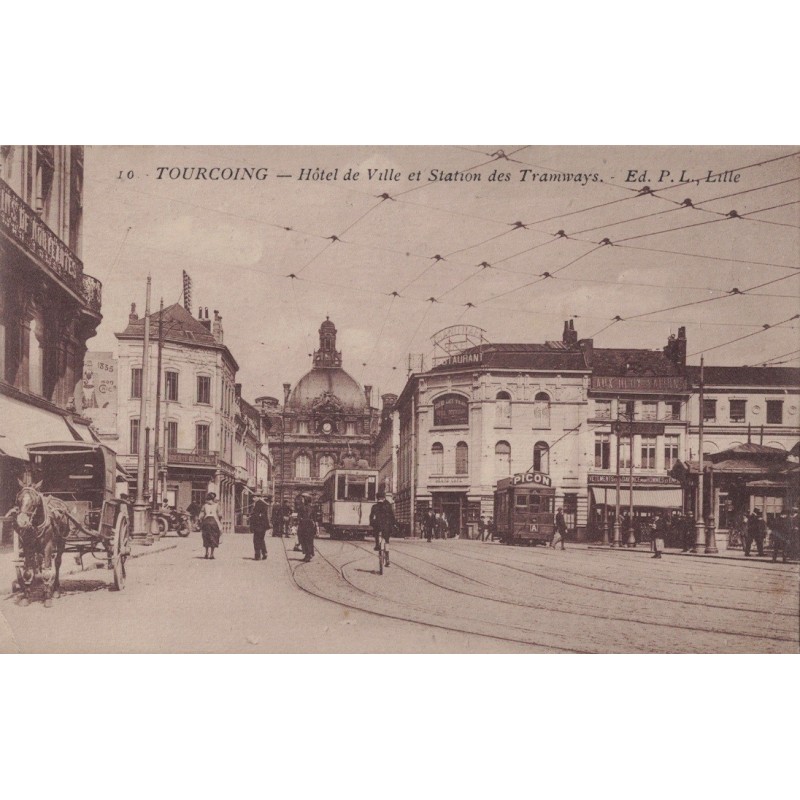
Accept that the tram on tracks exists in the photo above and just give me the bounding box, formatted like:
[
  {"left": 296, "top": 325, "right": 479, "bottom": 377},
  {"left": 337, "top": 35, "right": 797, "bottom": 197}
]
[
  {"left": 494, "top": 471, "right": 555, "bottom": 546},
  {"left": 319, "top": 467, "right": 379, "bottom": 540}
]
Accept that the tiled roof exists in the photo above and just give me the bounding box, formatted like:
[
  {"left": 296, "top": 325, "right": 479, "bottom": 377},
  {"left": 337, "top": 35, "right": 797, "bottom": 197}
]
[
  {"left": 117, "top": 303, "right": 217, "bottom": 346},
  {"left": 686, "top": 365, "right": 800, "bottom": 387},
  {"left": 592, "top": 348, "right": 684, "bottom": 377}
]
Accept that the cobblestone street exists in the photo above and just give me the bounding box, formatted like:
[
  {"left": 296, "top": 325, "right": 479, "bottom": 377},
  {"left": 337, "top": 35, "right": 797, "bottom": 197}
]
[{"left": 2, "top": 533, "right": 797, "bottom": 653}]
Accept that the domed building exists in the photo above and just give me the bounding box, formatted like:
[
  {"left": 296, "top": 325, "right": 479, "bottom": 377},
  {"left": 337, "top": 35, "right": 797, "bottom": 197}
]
[{"left": 260, "top": 318, "right": 379, "bottom": 507}]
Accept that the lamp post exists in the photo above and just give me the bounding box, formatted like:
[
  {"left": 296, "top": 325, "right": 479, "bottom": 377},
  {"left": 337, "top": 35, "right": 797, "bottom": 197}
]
[
  {"left": 612, "top": 398, "right": 622, "bottom": 548},
  {"left": 705, "top": 464, "right": 718, "bottom": 553},
  {"left": 133, "top": 275, "right": 152, "bottom": 542}
]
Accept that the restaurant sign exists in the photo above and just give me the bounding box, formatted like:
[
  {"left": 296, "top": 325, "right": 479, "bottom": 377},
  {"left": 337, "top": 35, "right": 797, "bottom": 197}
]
[{"left": 610, "top": 421, "right": 666, "bottom": 436}]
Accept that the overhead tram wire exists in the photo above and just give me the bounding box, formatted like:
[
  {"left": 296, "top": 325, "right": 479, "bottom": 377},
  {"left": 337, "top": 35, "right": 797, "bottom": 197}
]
[
  {"left": 752, "top": 348, "right": 800, "bottom": 366},
  {"left": 687, "top": 313, "right": 800, "bottom": 358}
]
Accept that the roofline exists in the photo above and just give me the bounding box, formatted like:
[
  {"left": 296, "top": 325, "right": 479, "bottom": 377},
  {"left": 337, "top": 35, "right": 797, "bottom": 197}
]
[{"left": 115, "top": 331, "right": 239, "bottom": 372}]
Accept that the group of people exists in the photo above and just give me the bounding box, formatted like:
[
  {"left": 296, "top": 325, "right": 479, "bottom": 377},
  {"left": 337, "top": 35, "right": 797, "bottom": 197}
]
[{"left": 421, "top": 510, "right": 454, "bottom": 542}]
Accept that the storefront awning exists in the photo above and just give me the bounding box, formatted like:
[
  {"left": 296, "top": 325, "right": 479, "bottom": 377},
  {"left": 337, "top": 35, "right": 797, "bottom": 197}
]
[
  {"left": 591, "top": 487, "right": 683, "bottom": 509},
  {"left": 0, "top": 397, "right": 77, "bottom": 460}
]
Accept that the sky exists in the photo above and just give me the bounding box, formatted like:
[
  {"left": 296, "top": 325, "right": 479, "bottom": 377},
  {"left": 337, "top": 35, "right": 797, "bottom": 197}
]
[{"left": 83, "top": 145, "right": 800, "bottom": 403}]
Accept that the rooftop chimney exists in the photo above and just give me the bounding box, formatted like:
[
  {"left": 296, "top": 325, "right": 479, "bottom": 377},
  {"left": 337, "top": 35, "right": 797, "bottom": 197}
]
[
  {"left": 664, "top": 326, "right": 687, "bottom": 367},
  {"left": 563, "top": 319, "right": 578, "bottom": 346},
  {"left": 129, "top": 303, "right": 138, "bottom": 322},
  {"left": 364, "top": 385, "right": 372, "bottom": 407},
  {"left": 198, "top": 306, "right": 211, "bottom": 331}
]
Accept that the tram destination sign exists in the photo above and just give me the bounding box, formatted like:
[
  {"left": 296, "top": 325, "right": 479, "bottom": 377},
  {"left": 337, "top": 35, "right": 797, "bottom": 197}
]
[{"left": 512, "top": 471, "right": 552, "bottom": 487}]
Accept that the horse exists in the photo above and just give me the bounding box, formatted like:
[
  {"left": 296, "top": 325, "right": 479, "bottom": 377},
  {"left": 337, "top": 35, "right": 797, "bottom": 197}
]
[{"left": 12, "top": 479, "right": 72, "bottom": 607}]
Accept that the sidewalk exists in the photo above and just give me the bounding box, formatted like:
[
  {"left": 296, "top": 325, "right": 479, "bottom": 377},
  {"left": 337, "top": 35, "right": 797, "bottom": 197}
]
[
  {"left": 1, "top": 536, "right": 178, "bottom": 599},
  {"left": 586, "top": 543, "right": 796, "bottom": 564}
]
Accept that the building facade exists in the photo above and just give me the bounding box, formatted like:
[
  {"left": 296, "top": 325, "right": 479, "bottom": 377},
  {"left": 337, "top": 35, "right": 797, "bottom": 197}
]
[
  {"left": 672, "top": 366, "right": 800, "bottom": 543},
  {"left": 233, "top": 392, "right": 270, "bottom": 529},
  {"left": 114, "top": 303, "right": 241, "bottom": 532},
  {"left": 586, "top": 328, "right": 691, "bottom": 540},
  {"left": 262, "top": 318, "right": 379, "bottom": 508},
  {"left": 0, "top": 146, "right": 103, "bottom": 544},
  {"left": 393, "top": 322, "right": 593, "bottom": 539}
]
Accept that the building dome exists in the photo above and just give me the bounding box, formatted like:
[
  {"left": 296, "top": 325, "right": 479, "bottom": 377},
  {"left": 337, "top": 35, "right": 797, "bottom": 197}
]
[
  {"left": 288, "top": 367, "right": 366, "bottom": 410},
  {"left": 286, "top": 317, "right": 367, "bottom": 410}
]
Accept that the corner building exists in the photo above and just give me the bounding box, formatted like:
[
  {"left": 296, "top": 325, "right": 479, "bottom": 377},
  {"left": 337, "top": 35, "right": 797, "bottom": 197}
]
[{"left": 393, "top": 322, "right": 592, "bottom": 539}]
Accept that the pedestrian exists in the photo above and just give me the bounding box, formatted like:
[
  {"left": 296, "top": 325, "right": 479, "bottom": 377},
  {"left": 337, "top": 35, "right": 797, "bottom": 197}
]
[
  {"left": 186, "top": 499, "right": 200, "bottom": 531},
  {"left": 424, "top": 510, "right": 435, "bottom": 542},
  {"left": 551, "top": 507, "right": 567, "bottom": 550},
  {"left": 370, "top": 491, "right": 397, "bottom": 566},
  {"left": 435, "top": 512, "right": 449, "bottom": 540},
  {"left": 487, "top": 517, "right": 496, "bottom": 541},
  {"left": 478, "top": 515, "right": 487, "bottom": 542},
  {"left": 652, "top": 512, "right": 667, "bottom": 559},
  {"left": 297, "top": 503, "right": 317, "bottom": 562},
  {"left": 199, "top": 492, "right": 222, "bottom": 559},
  {"left": 271, "top": 502, "right": 284, "bottom": 538},
  {"left": 249, "top": 495, "right": 270, "bottom": 561},
  {"left": 744, "top": 508, "right": 767, "bottom": 557},
  {"left": 682, "top": 511, "right": 695, "bottom": 552}
]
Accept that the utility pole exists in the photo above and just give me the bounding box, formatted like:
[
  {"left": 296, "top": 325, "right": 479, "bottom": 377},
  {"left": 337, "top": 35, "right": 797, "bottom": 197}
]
[
  {"left": 693, "top": 356, "right": 706, "bottom": 552},
  {"left": 133, "top": 276, "right": 152, "bottom": 542},
  {"left": 152, "top": 298, "right": 164, "bottom": 513},
  {"left": 706, "top": 463, "right": 717, "bottom": 553},
  {"left": 627, "top": 405, "right": 636, "bottom": 547},
  {"left": 612, "top": 397, "right": 621, "bottom": 547}
]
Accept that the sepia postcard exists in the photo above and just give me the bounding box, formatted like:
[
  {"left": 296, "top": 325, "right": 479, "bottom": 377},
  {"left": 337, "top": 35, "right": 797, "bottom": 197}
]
[{"left": 1, "top": 144, "right": 798, "bottom": 654}]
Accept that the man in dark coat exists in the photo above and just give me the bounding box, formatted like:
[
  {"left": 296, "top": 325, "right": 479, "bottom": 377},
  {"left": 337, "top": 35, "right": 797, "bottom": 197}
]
[
  {"left": 745, "top": 508, "right": 766, "bottom": 556},
  {"left": 250, "top": 496, "right": 270, "bottom": 560},
  {"left": 271, "top": 502, "right": 284, "bottom": 538},
  {"left": 370, "top": 493, "right": 397, "bottom": 566},
  {"left": 551, "top": 507, "right": 567, "bottom": 550},
  {"left": 297, "top": 501, "right": 317, "bottom": 562}
]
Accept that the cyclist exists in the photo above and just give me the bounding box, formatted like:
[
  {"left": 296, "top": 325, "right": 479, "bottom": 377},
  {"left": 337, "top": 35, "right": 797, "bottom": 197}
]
[{"left": 370, "top": 491, "right": 397, "bottom": 567}]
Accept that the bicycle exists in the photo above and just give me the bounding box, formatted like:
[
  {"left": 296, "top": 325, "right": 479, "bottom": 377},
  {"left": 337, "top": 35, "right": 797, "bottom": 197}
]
[{"left": 377, "top": 532, "right": 389, "bottom": 574}]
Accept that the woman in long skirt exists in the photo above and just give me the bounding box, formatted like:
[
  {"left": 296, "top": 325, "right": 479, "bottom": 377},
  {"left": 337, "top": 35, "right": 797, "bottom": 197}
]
[{"left": 199, "top": 492, "right": 222, "bottom": 559}]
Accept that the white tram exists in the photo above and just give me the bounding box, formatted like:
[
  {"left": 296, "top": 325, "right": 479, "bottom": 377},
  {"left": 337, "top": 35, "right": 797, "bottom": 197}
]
[{"left": 319, "top": 468, "right": 378, "bottom": 540}]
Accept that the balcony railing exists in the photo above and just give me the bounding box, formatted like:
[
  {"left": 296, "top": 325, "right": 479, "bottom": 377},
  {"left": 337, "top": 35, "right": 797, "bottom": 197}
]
[
  {"left": 166, "top": 448, "right": 219, "bottom": 467},
  {"left": 0, "top": 178, "right": 101, "bottom": 314}
]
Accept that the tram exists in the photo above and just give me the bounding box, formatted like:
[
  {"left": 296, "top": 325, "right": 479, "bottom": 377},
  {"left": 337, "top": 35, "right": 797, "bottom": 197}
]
[
  {"left": 494, "top": 471, "right": 556, "bottom": 545},
  {"left": 319, "top": 467, "right": 379, "bottom": 540}
]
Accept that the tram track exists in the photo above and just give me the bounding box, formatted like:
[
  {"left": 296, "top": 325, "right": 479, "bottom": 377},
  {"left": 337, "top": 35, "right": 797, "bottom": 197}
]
[
  {"left": 409, "top": 540, "right": 798, "bottom": 620},
  {"left": 345, "top": 541, "right": 798, "bottom": 647},
  {"left": 280, "top": 537, "right": 586, "bottom": 653}
]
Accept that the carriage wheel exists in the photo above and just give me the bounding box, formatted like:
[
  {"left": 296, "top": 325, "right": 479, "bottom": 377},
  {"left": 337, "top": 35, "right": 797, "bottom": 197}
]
[{"left": 112, "top": 514, "right": 130, "bottom": 591}]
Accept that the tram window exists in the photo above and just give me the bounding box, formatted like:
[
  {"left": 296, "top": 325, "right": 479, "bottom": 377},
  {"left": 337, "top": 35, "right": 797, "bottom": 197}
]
[
  {"left": 366, "top": 477, "right": 376, "bottom": 501},
  {"left": 515, "top": 493, "right": 528, "bottom": 507},
  {"left": 528, "top": 494, "right": 541, "bottom": 511},
  {"left": 348, "top": 480, "right": 366, "bottom": 500},
  {"left": 337, "top": 475, "right": 346, "bottom": 499}
]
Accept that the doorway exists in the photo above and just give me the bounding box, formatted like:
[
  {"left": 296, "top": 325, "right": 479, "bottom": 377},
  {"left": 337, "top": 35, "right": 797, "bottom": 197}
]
[{"left": 432, "top": 492, "right": 466, "bottom": 537}]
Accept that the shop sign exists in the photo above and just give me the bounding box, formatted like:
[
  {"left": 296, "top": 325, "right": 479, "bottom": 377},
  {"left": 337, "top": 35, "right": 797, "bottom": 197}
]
[
  {"left": 433, "top": 394, "right": 469, "bottom": 426},
  {"left": 512, "top": 471, "right": 552, "bottom": 487},
  {"left": 591, "top": 376, "right": 686, "bottom": 393},
  {"left": 588, "top": 474, "right": 680, "bottom": 486},
  {"left": 610, "top": 421, "right": 665, "bottom": 435},
  {"left": 428, "top": 475, "right": 470, "bottom": 486}
]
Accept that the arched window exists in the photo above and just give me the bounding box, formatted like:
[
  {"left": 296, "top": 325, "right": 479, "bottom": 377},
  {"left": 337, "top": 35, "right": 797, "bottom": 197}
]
[
  {"left": 495, "top": 391, "right": 511, "bottom": 426},
  {"left": 295, "top": 453, "right": 310, "bottom": 479},
  {"left": 495, "top": 441, "right": 511, "bottom": 477},
  {"left": 533, "top": 391, "right": 551, "bottom": 429},
  {"left": 533, "top": 441, "right": 550, "bottom": 473},
  {"left": 431, "top": 442, "right": 444, "bottom": 475},
  {"left": 319, "top": 454, "right": 335, "bottom": 477},
  {"left": 455, "top": 441, "right": 469, "bottom": 475},
  {"left": 433, "top": 393, "right": 469, "bottom": 427}
]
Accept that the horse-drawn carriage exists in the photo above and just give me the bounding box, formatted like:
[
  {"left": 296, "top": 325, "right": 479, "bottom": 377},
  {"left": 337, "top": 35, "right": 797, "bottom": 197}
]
[{"left": 8, "top": 442, "right": 131, "bottom": 605}]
